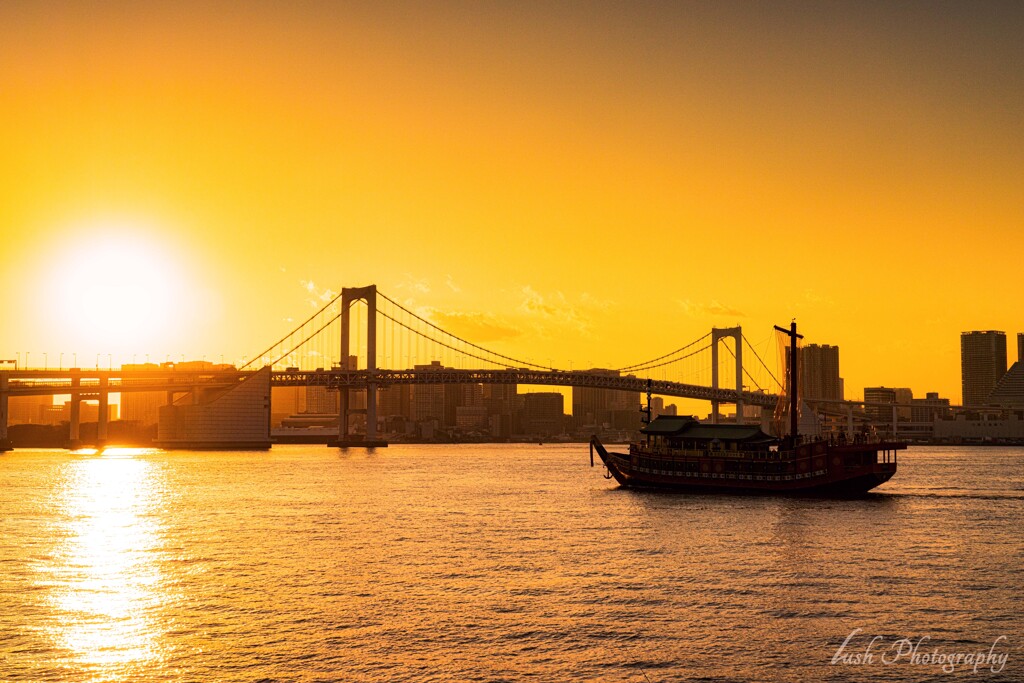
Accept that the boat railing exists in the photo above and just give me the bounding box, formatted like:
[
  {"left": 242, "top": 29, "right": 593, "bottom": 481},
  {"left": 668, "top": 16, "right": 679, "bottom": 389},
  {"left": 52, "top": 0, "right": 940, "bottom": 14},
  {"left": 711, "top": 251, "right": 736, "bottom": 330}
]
[{"left": 632, "top": 446, "right": 790, "bottom": 461}]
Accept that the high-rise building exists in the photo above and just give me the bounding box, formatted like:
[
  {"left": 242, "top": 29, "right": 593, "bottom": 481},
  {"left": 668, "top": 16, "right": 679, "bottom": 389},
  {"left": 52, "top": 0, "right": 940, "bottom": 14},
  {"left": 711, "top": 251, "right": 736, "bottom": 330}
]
[
  {"left": 378, "top": 384, "right": 411, "bottom": 419},
  {"left": 410, "top": 361, "right": 447, "bottom": 423},
  {"left": 483, "top": 383, "right": 517, "bottom": 438},
  {"left": 961, "top": 331, "right": 1007, "bottom": 406},
  {"left": 305, "top": 385, "right": 339, "bottom": 414},
  {"left": 911, "top": 392, "right": 951, "bottom": 422},
  {"left": 120, "top": 363, "right": 168, "bottom": 426},
  {"left": 893, "top": 388, "right": 914, "bottom": 420},
  {"left": 1018, "top": 333, "right": 1024, "bottom": 364},
  {"left": 799, "top": 344, "right": 843, "bottom": 401},
  {"left": 455, "top": 405, "right": 489, "bottom": 431},
  {"left": 59, "top": 401, "right": 118, "bottom": 424},
  {"left": 648, "top": 396, "right": 679, "bottom": 421},
  {"left": 121, "top": 392, "right": 167, "bottom": 426},
  {"left": 7, "top": 395, "right": 55, "bottom": 425},
  {"left": 571, "top": 369, "right": 640, "bottom": 430},
  {"left": 863, "top": 386, "right": 897, "bottom": 422},
  {"left": 460, "top": 384, "right": 484, "bottom": 407},
  {"left": 522, "top": 392, "right": 564, "bottom": 437}
]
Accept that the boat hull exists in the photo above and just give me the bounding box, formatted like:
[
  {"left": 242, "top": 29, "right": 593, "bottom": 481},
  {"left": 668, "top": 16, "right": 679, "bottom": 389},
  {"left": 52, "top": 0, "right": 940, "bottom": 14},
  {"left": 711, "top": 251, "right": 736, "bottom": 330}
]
[{"left": 591, "top": 437, "right": 900, "bottom": 496}]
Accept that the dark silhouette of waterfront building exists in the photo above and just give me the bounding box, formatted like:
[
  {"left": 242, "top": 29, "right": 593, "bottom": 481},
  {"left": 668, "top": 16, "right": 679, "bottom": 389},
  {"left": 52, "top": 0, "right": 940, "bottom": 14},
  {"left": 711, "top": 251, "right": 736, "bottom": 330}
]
[
  {"left": 987, "top": 362, "right": 1024, "bottom": 407},
  {"left": 483, "top": 383, "right": 517, "bottom": 438},
  {"left": 378, "top": 384, "right": 411, "bottom": 421},
  {"left": 522, "top": 392, "right": 564, "bottom": 437},
  {"left": 911, "top": 392, "right": 951, "bottom": 422},
  {"left": 649, "top": 396, "right": 678, "bottom": 419},
  {"left": 961, "top": 331, "right": 1007, "bottom": 406}
]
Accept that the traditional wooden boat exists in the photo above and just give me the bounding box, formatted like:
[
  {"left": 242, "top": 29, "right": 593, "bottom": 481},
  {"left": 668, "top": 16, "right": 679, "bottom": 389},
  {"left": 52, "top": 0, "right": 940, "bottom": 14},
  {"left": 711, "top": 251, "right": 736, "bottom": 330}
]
[
  {"left": 590, "top": 418, "right": 902, "bottom": 495},
  {"left": 589, "top": 321, "right": 904, "bottom": 495}
]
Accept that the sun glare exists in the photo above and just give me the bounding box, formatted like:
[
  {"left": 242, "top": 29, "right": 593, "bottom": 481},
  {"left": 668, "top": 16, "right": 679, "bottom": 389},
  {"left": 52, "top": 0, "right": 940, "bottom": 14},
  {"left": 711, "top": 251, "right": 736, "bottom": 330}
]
[{"left": 47, "top": 228, "right": 184, "bottom": 355}]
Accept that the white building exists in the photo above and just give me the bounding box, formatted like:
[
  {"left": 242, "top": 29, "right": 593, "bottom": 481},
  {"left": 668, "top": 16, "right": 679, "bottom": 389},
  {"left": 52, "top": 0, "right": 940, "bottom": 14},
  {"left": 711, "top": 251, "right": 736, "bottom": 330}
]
[{"left": 157, "top": 368, "right": 271, "bottom": 449}]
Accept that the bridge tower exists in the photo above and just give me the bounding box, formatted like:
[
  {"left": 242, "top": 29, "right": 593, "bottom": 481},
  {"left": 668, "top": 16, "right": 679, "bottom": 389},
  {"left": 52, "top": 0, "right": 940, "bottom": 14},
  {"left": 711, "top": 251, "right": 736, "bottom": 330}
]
[
  {"left": 338, "top": 285, "right": 382, "bottom": 445},
  {"left": 711, "top": 326, "right": 743, "bottom": 425}
]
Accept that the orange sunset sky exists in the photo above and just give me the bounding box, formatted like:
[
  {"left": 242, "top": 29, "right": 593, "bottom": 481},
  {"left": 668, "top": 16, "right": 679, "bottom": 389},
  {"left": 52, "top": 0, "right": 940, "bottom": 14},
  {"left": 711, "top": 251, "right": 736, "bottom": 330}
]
[{"left": 2, "top": 1, "right": 1022, "bottom": 403}]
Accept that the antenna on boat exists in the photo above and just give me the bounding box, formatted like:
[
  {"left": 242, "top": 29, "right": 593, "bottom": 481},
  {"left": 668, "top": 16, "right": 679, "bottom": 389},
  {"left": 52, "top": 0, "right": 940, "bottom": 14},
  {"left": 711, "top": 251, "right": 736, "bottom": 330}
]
[
  {"left": 641, "top": 378, "right": 653, "bottom": 445},
  {"left": 773, "top": 320, "right": 804, "bottom": 443}
]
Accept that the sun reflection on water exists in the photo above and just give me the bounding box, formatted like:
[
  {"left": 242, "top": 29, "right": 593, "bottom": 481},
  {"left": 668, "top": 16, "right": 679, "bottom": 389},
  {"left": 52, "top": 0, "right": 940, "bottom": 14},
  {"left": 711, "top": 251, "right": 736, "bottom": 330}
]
[{"left": 40, "top": 452, "right": 168, "bottom": 677}]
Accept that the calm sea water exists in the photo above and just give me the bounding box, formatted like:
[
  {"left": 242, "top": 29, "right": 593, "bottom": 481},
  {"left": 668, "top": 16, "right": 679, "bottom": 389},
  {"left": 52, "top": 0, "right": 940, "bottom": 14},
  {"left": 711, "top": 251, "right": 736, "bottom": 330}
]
[{"left": 0, "top": 444, "right": 1020, "bottom": 682}]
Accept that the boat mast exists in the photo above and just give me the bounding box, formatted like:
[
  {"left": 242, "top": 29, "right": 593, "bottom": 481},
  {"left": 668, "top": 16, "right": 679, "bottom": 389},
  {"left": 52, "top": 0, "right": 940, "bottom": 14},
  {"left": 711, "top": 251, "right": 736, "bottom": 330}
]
[{"left": 774, "top": 320, "right": 804, "bottom": 441}]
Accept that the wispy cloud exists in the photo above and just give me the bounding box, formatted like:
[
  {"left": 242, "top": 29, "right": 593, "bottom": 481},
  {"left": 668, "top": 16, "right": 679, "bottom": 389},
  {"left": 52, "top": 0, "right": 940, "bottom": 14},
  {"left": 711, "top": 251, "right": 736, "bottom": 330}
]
[
  {"left": 518, "top": 286, "right": 592, "bottom": 336},
  {"left": 424, "top": 309, "right": 521, "bottom": 342},
  {"left": 519, "top": 285, "right": 559, "bottom": 318},
  {"left": 300, "top": 280, "right": 338, "bottom": 308},
  {"left": 394, "top": 274, "right": 431, "bottom": 295},
  {"left": 445, "top": 274, "right": 462, "bottom": 293},
  {"left": 802, "top": 288, "right": 834, "bottom": 306},
  {"left": 580, "top": 291, "right": 615, "bottom": 311},
  {"left": 677, "top": 299, "right": 745, "bottom": 317}
]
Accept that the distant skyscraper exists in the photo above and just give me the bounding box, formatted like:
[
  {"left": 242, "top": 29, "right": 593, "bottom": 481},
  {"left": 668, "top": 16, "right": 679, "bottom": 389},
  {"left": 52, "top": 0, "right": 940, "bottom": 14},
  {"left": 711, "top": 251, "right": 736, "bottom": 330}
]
[
  {"left": 863, "top": 387, "right": 897, "bottom": 422},
  {"left": 1018, "top": 333, "right": 1024, "bottom": 364},
  {"left": 571, "top": 369, "right": 639, "bottom": 430},
  {"left": 410, "top": 361, "right": 447, "bottom": 423},
  {"left": 799, "top": 344, "right": 843, "bottom": 401},
  {"left": 961, "top": 331, "right": 1007, "bottom": 406}
]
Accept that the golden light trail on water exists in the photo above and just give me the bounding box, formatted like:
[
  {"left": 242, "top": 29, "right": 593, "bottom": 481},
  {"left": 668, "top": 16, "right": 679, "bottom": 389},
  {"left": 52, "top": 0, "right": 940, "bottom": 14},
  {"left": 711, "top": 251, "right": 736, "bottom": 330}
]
[{"left": 39, "top": 450, "right": 167, "bottom": 677}]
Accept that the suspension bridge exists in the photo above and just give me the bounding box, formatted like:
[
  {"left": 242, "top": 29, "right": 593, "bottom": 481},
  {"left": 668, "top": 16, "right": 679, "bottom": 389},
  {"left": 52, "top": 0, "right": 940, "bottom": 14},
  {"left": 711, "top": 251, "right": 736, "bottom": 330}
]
[
  {"left": 2, "top": 283, "right": 802, "bottom": 449},
  {"left": 242, "top": 285, "right": 785, "bottom": 443}
]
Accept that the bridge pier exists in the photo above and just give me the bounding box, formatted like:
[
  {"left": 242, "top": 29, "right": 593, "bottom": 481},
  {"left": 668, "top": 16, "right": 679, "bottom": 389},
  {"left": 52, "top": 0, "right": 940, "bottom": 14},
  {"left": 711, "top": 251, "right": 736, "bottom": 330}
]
[
  {"left": 97, "top": 377, "right": 109, "bottom": 446},
  {"left": 69, "top": 371, "right": 81, "bottom": 449},
  {"left": 0, "top": 373, "right": 10, "bottom": 451}
]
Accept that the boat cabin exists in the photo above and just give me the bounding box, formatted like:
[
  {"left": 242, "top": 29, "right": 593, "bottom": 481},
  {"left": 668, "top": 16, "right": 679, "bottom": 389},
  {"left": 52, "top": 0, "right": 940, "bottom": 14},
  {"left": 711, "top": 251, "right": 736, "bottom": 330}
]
[{"left": 639, "top": 415, "right": 777, "bottom": 453}]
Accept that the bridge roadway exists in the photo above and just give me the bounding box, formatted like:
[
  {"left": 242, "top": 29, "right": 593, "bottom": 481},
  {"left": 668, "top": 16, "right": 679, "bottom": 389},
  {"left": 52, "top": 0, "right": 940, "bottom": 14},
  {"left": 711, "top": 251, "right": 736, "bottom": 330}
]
[
  {"left": 273, "top": 368, "right": 781, "bottom": 408},
  {"left": 7, "top": 368, "right": 983, "bottom": 417},
  {"left": 1, "top": 367, "right": 778, "bottom": 407}
]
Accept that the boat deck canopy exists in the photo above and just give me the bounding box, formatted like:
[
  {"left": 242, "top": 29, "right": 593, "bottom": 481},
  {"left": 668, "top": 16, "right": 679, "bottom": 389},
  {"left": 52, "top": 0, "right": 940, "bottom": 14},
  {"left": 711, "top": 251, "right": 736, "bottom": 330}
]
[{"left": 641, "top": 415, "right": 777, "bottom": 444}]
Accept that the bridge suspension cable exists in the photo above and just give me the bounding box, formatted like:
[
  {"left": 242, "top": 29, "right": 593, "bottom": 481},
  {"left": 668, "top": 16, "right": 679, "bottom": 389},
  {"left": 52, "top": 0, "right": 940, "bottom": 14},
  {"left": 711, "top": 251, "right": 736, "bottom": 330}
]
[
  {"left": 239, "top": 289, "right": 344, "bottom": 370},
  {"left": 615, "top": 333, "right": 712, "bottom": 373},
  {"left": 742, "top": 333, "right": 783, "bottom": 389},
  {"left": 717, "top": 341, "right": 766, "bottom": 393},
  {"left": 614, "top": 343, "right": 711, "bottom": 375},
  {"left": 377, "top": 308, "right": 523, "bottom": 369},
  {"left": 264, "top": 310, "right": 343, "bottom": 368},
  {"left": 377, "top": 291, "right": 555, "bottom": 370}
]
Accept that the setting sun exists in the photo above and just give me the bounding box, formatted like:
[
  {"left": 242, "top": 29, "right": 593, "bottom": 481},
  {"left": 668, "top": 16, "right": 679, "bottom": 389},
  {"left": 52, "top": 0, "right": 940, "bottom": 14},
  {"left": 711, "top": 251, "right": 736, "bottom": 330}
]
[{"left": 45, "top": 228, "right": 184, "bottom": 356}]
